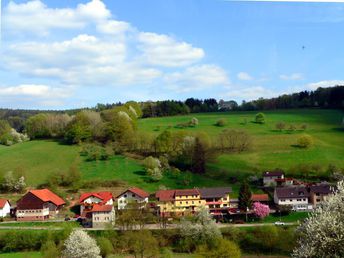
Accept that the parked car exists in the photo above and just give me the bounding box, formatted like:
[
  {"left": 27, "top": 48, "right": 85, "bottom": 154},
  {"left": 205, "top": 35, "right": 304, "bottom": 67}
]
[{"left": 274, "top": 221, "right": 285, "bottom": 226}]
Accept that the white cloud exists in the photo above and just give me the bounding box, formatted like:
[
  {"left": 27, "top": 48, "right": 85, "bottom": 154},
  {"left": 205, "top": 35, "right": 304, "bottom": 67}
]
[
  {"left": 1, "top": 0, "right": 231, "bottom": 108},
  {"left": 280, "top": 73, "right": 304, "bottom": 80},
  {"left": 164, "top": 65, "right": 229, "bottom": 92},
  {"left": 307, "top": 80, "right": 344, "bottom": 90},
  {"left": 224, "top": 86, "right": 284, "bottom": 101},
  {"left": 138, "top": 32, "right": 205, "bottom": 67},
  {"left": 237, "top": 72, "right": 253, "bottom": 81},
  {"left": 0, "top": 84, "right": 71, "bottom": 98},
  {"left": 3, "top": 0, "right": 112, "bottom": 36}
]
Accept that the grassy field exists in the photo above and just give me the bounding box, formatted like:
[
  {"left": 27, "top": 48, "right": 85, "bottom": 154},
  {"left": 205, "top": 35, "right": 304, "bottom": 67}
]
[
  {"left": 139, "top": 109, "right": 344, "bottom": 179},
  {"left": 0, "top": 109, "right": 342, "bottom": 196},
  {"left": 249, "top": 212, "right": 309, "bottom": 224}
]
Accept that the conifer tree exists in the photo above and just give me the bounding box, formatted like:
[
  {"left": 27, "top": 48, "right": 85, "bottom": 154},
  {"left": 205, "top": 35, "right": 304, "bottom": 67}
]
[
  {"left": 191, "top": 137, "right": 205, "bottom": 174},
  {"left": 238, "top": 180, "right": 252, "bottom": 221}
]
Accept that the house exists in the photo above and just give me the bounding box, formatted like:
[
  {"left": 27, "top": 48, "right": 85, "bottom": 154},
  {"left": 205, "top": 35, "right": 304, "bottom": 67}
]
[
  {"left": 0, "top": 199, "right": 11, "bottom": 218},
  {"left": 274, "top": 186, "right": 312, "bottom": 211},
  {"left": 156, "top": 188, "right": 206, "bottom": 217},
  {"left": 81, "top": 204, "right": 115, "bottom": 228},
  {"left": 263, "top": 171, "right": 284, "bottom": 186},
  {"left": 116, "top": 187, "right": 149, "bottom": 210},
  {"left": 79, "top": 191, "right": 113, "bottom": 214},
  {"left": 16, "top": 189, "right": 65, "bottom": 221},
  {"left": 309, "top": 183, "right": 334, "bottom": 208},
  {"left": 198, "top": 187, "right": 232, "bottom": 216},
  {"left": 275, "top": 178, "right": 295, "bottom": 187},
  {"left": 251, "top": 194, "right": 269, "bottom": 204}
]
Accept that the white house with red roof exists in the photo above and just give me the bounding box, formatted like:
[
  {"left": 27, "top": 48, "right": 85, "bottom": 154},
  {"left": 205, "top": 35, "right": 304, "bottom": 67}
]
[
  {"left": 79, "top": 191, "right": 115, "bottom": 228},
  {"left": 116, "top": 187, "right": 149, "bottom": 210},
  {"left": 79, "top": 191, "right": 114, "bottom": 215},
  {"left": 16, "top": 189, "right": 65, "bottom": 221},
  {"left": 0, "top": 199, "right": 11, "bottom": 217}
]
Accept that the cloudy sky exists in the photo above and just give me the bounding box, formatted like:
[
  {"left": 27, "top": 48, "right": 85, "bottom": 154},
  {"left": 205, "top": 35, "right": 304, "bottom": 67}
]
[{"left": 0, "top": 0, "right": 344, "bottom": 109}]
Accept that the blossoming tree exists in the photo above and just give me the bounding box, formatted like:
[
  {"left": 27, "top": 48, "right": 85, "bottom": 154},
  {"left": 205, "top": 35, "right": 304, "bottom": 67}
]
[
  {"left": 292, "top": 181, "right": 344, "bottom": 258},
  {"left": 253, "top": 202, "right": 270, "bottom": 219}
]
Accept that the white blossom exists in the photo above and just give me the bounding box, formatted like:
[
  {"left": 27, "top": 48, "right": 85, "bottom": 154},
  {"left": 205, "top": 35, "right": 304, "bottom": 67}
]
[
  {"left": 180, "top": 206, "right": 221, "bottom": 244},
  {"left": 63, "top": 230, "right": 101, "bottom": 258},
  {"left": 292, "top": 181, "right": 344, "bottom": 258}
]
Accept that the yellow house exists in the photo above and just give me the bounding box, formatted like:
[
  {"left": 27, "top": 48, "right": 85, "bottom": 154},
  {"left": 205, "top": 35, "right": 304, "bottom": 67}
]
[
  {"left": 155, "top": 187, "right": 232, "bottom": 217},
  {"left": 198, "top": 187, "right": 232, "bottom": 216},
  {"left": 156, "top": 189, "right": 206, "bottom": 217}
]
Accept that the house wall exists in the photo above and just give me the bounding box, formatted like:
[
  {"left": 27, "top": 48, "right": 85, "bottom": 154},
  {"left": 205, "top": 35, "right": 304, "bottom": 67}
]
[
  {"left": 0, "top": 202, "right": 11, "bottom": 217},
  {"left": 263, "top": 175, "right": 284, "bottom": 186},
  {"left": 16, "top": 207, "right": 50, "bottom": 221},
  {"left": 117, "top": 191, "right": 148, "bottom": 209},
  {"left": 17, "top": 192, "right": 45, "bottom": 210},
  {"left": 92, "top": 209, "right": 115, "bottom": 228},
  {"left": 310, "top": 193, "right": 332, "bottom": 207}
]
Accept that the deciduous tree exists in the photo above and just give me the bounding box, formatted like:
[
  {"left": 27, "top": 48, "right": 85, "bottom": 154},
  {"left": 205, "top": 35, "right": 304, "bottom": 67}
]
[{"left": 292, "top": 181, "right": 344, "bottom": 258}]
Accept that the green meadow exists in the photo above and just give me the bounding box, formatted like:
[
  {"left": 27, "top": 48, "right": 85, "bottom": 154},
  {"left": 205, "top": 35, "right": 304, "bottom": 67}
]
[{"left": 0, "top": 109, "right": 343, "bottom": 194}]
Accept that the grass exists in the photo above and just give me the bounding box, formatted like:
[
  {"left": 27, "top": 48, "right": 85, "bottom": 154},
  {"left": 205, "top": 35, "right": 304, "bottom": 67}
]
[
  {"left": 0, "top": 253, "right": 40, "bottom": 258},
  {"left": 139, "top": 109, "right": 344, "bottom": 179},
  {"left": 248, "top": 212, "right": 309, "bottom": 224},
  {"left": 0, "top": 109, "right": 342, "bottom": 196}
]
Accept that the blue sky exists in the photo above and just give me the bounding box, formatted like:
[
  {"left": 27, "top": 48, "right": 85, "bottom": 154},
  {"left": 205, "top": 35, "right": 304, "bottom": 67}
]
[{"left": 0, "top": 0, "right": 344, "bottom": 109}]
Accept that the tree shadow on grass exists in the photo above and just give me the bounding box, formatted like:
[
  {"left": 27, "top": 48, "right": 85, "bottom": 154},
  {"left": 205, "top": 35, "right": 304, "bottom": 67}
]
[
  {"left": 133, "top": 170, "right": 146, "bottom": 176},
  {"left": 331, "top": 127, "right": 344, "bottom": 132}
]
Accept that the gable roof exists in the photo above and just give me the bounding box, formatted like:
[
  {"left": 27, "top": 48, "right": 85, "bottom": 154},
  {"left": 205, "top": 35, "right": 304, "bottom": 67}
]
[
  {"left": 117, "top": 187, "right": 149, "bottom": 199},
  {"left": 79, "top": 192, "right": 113, "bottom": 204},
  {"left": 198, "top": 187, "right": 232, "bottom": 198},
  {"left": 29, "top": 189, "right": 65, "bottom": 206},
  {"left": 91, "top": 204, "right": 113, "bottom": 212},
  {"left": 263, "top": 171, "right": 284, "bottom": 177},
  {"left": 0, "top": 199, "right": 9, "bottom": 209},
  {"left": 309, "top": 184, "right": 334, "bottom": 195},
  {"left": 275, "top": 186, "right": 309, "bottom": 199},
  {"left": 156, "top": 190, "right": 176, "bottom": 201},
  {"left": 175, "top": 189, "right": 199, "bottom": 196},
  {"left": 251, "top": 194, "right": 269, "bottom": 202}
]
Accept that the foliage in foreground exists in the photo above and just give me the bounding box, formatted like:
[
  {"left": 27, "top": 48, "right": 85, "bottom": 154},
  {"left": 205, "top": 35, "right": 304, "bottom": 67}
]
[
  {"left": 292, "top": 180, "right": 344, "bottom": 258},
  {"left": 63, "top": 230, "right": 101, "bottom": 258}
]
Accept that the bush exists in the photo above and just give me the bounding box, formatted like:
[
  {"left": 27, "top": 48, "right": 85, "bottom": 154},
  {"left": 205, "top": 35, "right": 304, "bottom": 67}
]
[
  {"left": 215, "top": 119, "right": 226, "bottom": 127},
  {"left": 97, "top": 237, "right": 114, "bottom": 257},
  {"left": 297, "top": 134, "right": 314, "bottom": 148},
  {"left": 255, "top": 113, "right": 266, "bottom": 124}
]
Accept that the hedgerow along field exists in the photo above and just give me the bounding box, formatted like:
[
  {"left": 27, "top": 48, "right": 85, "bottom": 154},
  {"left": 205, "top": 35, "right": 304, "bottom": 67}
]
[{"left": 0, "top": 109, "right": 343, "bottom": 193}]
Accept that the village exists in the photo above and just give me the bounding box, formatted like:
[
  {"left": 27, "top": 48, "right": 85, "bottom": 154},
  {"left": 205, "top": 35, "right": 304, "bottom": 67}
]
[{"left": 0, "top": 171, "right": 334, "bottom": 229}]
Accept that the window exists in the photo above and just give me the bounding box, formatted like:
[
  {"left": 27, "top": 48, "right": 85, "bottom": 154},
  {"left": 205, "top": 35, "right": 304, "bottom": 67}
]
[{"left": 124, "top": 194, "right": 127, "bottom": 198}]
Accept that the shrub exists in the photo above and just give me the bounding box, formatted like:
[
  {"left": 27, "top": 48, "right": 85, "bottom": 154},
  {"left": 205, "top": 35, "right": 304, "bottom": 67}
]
[
  {"left": 297, "top": 134, "right": 314, "bottom": 148},
  {"left": 63, "top": 230, "right": 101, "bottom": 258},
  {"left": 255, "top": 113, "right": 266, "bottom": 124},
  {"left": 97, "top": 237, "right": 114, "bottom": 257},
  {"left": 275, "top": 122, "right": 286, "bottom": 131},
  {"left": 215, "top": 119, "right": 226, "bottom": 127},
  {"left": 190, "top": 117, "right": 199, "bottom": 127}
]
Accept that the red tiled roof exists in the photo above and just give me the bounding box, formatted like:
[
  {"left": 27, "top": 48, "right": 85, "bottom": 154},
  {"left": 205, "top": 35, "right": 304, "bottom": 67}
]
[
  {"left": 117, "top": 187, "right": 149, "bottom": 199},
  {"left": 91, "top": 204, "right": 113, "bottom": 212},
  {"left": 79, "top": 191, "right": 113, "bottom": 204},
  {"left": 175, "top": 189, "right": 199, "bottom": 196},
  {"left": 0, "top": 199, "right": 9, "bottom": 209},
  {"left": 156, "top": 190, "right": 176, "bottom": 201},
  {"left": 251, "top": 194, "right": 269, "bottom": 202},
  {"left": 29, "top": 189, "right": 65, "bottom": 206}
]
